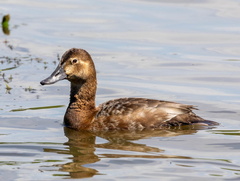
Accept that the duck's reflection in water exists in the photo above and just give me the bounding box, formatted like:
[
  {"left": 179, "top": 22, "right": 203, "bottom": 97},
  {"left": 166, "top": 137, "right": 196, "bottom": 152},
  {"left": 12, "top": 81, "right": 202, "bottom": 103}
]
[{"left": 45, "top": 126, "right": 205, "bottom": 179}]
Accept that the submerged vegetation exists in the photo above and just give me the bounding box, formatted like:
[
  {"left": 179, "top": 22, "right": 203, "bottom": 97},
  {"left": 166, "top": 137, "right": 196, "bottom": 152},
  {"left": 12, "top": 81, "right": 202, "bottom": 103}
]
[
  {"left": 0, "top": 55, "right": 43, "bottom": 94},
  {"left": 0, "top": 50, "right": 63, "bottom": 112}
]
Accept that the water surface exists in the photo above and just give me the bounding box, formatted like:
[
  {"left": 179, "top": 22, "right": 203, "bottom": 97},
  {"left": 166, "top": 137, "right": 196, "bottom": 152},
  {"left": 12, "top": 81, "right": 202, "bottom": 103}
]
[{"left": 0, "top": 0, "right": 240, "bottom": 180}]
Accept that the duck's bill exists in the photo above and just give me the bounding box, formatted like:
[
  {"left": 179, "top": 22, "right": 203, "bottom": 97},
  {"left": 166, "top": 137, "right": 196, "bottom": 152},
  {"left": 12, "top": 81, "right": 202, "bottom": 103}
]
[{"left": 40, "top": 64, "right": 66, "bottom": 85}]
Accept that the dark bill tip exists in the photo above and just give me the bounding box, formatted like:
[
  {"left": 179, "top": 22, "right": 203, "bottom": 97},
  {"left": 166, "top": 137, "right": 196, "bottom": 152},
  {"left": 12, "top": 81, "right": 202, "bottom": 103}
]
[
  {"left": 40, "top": 80, "right": 46, "bottom": 85},
  {"left": 40, "top": 77, "right": 55, "bottom": 85}
]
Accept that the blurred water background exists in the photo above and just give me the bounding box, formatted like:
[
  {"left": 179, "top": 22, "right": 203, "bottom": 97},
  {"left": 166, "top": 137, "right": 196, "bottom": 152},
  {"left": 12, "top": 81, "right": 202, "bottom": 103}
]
[{"left": 0, "top": 0, "right": 240, "bottom": 180}]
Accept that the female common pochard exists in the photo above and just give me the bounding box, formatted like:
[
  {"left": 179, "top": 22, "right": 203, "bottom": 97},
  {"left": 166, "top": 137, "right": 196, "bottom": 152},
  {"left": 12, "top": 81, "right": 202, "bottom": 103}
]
[{"left": 40, "top": 48, "right": 218, "bottom": 131}]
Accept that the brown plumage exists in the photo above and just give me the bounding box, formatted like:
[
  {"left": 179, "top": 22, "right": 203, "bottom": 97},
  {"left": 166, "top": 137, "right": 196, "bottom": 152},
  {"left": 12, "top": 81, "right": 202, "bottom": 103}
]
[{"left": 40, "top": 48, "right": 218, "bottom": 131}]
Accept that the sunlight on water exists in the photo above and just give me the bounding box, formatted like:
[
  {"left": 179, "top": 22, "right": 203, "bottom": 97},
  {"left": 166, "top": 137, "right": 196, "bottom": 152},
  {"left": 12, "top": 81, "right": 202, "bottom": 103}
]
[{"left": 0, "top": 0, "right": 240, "bottom": 180}]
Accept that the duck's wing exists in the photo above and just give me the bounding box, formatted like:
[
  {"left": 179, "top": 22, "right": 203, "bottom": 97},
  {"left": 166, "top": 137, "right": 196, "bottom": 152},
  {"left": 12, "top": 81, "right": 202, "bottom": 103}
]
[
  {"left": 95, "top": 98, "right": 214, "bottom": 130},
  {"left": 97, "top": 98, "right": 195, "bottom": 116}
]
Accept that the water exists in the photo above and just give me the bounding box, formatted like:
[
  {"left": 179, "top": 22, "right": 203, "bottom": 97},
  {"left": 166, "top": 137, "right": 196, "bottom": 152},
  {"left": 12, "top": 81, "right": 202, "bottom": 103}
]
[{"left": 0, "top": 0, "right": 240, "bottom": 180}]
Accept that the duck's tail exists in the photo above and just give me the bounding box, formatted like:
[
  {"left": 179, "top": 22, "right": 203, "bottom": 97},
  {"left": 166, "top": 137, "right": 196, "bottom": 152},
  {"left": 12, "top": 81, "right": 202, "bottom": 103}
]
[{"left": 162, "top": 113, "right": 219, "bottom": 129}]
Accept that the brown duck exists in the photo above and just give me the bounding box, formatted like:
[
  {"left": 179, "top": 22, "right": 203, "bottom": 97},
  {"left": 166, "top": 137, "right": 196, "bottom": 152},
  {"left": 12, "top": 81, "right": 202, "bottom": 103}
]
[{"left": 40, "top": 48, "right": 218, "bottom": 131}]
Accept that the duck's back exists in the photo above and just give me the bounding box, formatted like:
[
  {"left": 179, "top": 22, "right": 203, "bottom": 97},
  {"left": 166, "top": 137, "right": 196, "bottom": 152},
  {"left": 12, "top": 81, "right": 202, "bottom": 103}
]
[{"left": 92, "top": 98, "right": 207, "bottom": 131}]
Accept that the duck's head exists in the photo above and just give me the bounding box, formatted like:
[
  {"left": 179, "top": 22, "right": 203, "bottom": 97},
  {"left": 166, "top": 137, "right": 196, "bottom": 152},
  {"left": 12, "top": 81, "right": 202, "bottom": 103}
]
[{"left": 40, "top": 48, "right": 96, "bottom": 85}]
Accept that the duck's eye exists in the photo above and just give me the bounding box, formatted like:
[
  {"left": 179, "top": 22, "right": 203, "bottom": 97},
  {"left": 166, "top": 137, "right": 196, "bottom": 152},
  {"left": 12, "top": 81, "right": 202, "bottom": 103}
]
[{"left": 72, "top": 59, "right": 78, "bottom": 64}]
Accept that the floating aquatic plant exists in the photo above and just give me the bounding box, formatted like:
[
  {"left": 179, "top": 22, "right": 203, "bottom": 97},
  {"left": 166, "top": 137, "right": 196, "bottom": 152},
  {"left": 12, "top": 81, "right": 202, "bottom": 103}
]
[
  {"left": 2, "top": 14, "right": 10, "bottom": 35},
  {"left": 10, "top": 105, "right": 65, "bottom": 112},
  {"left": 24, "top": 86, "right": 36, "bottom": 93},
  {"left": 5, "top": 83, "right": 12, "bottom": 94}
]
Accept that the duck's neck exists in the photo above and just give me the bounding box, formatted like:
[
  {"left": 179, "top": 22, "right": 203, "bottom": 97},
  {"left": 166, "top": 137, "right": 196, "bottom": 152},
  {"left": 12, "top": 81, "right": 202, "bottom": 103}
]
[
  {"left": 70, "top": 79, "right": 96, "bottom": 106},
  {"left": 64, "top": 78, "right": 97, "bottom": 130}
]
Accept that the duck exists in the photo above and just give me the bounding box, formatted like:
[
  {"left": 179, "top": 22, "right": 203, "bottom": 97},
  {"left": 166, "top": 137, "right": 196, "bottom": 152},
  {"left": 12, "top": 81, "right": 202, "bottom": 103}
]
[{"left": 40, "top": 48, "right": 218, "bottom": 131}]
